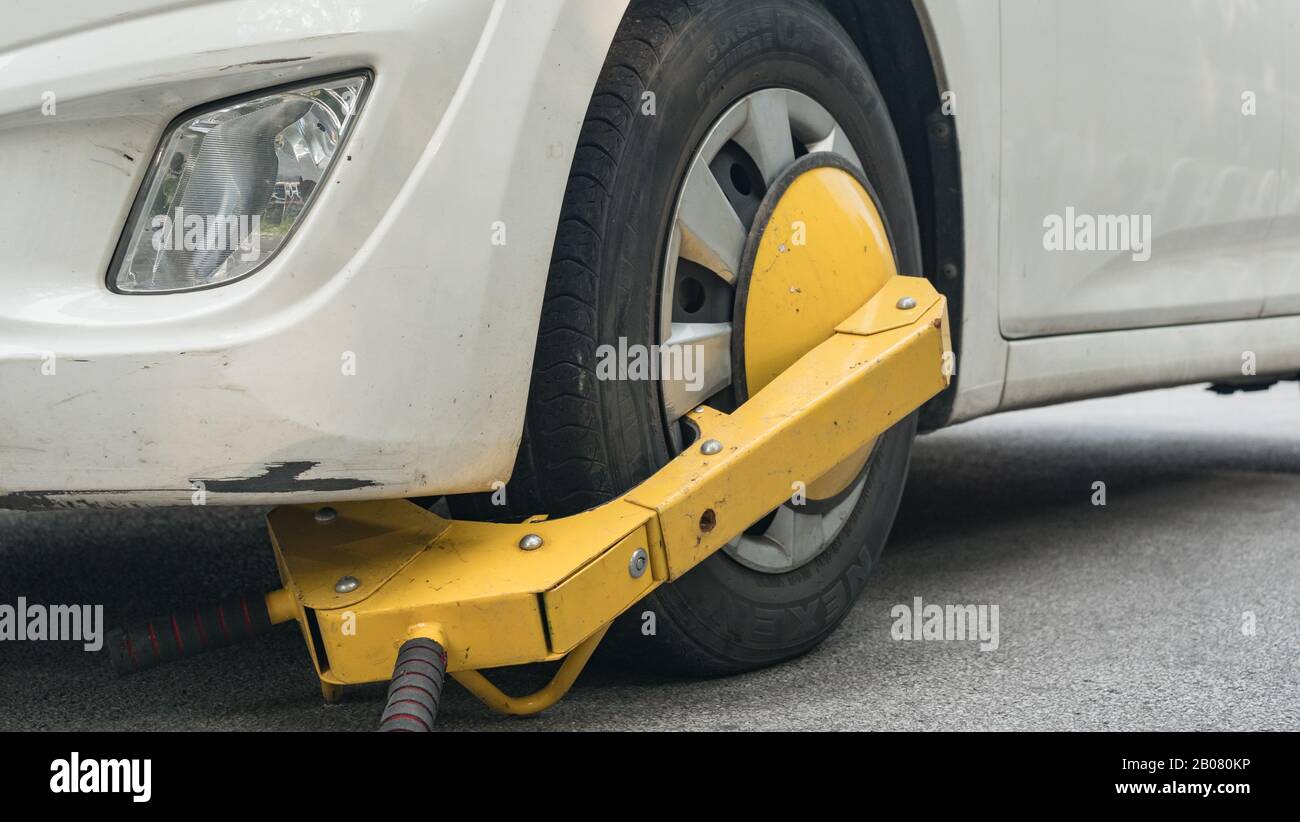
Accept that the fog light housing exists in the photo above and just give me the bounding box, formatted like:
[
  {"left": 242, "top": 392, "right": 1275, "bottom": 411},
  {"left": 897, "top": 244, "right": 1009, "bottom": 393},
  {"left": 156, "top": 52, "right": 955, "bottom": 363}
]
[{"left": 109, "top": 73, "right": 370, "bottom": 294}]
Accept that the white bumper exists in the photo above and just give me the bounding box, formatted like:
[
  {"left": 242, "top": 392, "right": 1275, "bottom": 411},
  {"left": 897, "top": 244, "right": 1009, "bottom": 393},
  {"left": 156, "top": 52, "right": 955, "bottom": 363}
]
[{"left": 0, "top": 0, "right": 626, "bottom": 509}]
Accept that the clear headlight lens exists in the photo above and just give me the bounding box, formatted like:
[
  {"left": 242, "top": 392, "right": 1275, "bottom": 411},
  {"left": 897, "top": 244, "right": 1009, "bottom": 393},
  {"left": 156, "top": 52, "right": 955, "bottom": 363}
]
[{"left": 110, "top": 74, "right": 369, "bottom": 294}]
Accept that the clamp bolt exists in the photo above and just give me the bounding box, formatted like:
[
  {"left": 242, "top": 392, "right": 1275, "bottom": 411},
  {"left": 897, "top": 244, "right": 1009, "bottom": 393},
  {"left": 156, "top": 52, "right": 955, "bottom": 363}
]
[
  {"left": 897, "top": 296, "right": 918, "bottom": 310},
  {"left": 519, "top": 533, "right": 544, "bottom": 551},
  {"left": 334, "top": 575, "right": 360, "bottom": 594},
  {"left": 700, "top": 439, "right": 723, "bottom": 456},
  {"left": 629, "top": 549, "right": 649, "bottom": 579},
  {"left": 315, "top": 506, "right": 337, "bottom": 524}
]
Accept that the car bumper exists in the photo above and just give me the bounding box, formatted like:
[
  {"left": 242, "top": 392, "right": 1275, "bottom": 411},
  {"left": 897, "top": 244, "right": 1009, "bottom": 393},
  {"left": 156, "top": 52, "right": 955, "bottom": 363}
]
[{"left": 0, "top": 0, "right": 625, "bottom": 509}]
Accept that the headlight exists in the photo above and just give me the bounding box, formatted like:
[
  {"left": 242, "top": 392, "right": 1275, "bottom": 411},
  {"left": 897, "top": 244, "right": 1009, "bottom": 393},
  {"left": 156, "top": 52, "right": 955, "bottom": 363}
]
[{"left": 109, "top": 73, "right": 370, "bottom": 294}]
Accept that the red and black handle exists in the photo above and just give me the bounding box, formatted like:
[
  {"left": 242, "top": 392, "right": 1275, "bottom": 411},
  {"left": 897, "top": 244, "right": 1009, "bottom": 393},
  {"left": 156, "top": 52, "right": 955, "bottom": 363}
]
[
  {"left": 108, "top": 593, "right": 273, "bottom": 675},
  {"left": 378, "top": 637, "right": 448, "bottom": 732}
]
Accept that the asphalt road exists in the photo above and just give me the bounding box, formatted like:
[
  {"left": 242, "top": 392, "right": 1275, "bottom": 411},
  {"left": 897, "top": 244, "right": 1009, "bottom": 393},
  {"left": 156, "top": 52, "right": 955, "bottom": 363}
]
[{"left": 2, "top": 383, "right": 1297, "bottom": 731}]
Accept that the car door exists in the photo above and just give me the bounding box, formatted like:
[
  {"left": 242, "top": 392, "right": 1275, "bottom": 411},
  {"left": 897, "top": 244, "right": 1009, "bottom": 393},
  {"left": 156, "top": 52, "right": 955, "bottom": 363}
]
[
  {"left": 998, "top": 0, "right": 1283, "bottom": 338},
  {"left": 1261, "top": 0, "right": 1300, "bottom": 316}
]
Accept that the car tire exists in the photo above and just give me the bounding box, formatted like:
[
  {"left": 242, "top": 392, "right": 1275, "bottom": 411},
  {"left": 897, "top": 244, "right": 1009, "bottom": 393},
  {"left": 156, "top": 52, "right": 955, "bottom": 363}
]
[{"left": 450, "top": 0, "right": 922, "bottom": 676}]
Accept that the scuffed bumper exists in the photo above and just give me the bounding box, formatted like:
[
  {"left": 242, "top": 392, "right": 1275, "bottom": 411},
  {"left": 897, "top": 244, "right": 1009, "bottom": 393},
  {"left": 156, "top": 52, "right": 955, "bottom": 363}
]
[{"left": 0, "top": 0, "right": 626, "bottom": 508}]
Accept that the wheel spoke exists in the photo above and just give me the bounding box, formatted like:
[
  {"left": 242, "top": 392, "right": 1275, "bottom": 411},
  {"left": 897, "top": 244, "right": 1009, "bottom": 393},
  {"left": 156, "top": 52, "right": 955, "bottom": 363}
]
[
  {"left": 659, "top": 228, "right": 683, "bottom": 343},
  {"left": 676, "top": 161, "right": 746, "bottom": 285},
  {"left": 787, "top": 92, "right": 863, "bottom": 170},
  {"left": 762, "top": 506, "right": 799, "bottom": 570},
  {"left": 734, "top": 89, "right": 796, "bottom": 187},
  {"left": 757, "top": 506, "right": 829, "bottom": 570},
  {"left": 729, "top": 535, "right": 785, "bottom": 571},
  {"left": 660, "top": 321, "right": 732, "bottom": 422},
  {"left": 806, "top": 125, "right": 863, "bottom": 170},
  {"left": 789, "top": 508, "right": 829, "bottom": 567}
]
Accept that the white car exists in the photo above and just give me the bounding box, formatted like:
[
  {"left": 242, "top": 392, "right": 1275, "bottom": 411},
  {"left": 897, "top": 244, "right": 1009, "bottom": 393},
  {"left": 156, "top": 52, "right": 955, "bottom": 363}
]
[{"left": 2, "top": 0, "right": 1295, "bottom": 674}]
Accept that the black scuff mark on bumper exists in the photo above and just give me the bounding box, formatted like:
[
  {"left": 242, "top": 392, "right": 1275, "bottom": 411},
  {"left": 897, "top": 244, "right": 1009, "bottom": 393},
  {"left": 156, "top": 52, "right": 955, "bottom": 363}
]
[
  {"left": 0, "top": 463, "right": 379, "bottom": 510},
  {"left": 194, "top": 461, "right": 379, "bottom": 493},
  {"left": 0, "top": 490, "right": 185, "bottom": 512}
]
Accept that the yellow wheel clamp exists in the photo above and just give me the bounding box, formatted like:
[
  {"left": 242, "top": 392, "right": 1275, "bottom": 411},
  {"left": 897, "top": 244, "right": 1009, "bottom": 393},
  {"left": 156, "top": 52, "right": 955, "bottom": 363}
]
[{"left": 106, "top": 161, "right": 952, "bottom": 730}]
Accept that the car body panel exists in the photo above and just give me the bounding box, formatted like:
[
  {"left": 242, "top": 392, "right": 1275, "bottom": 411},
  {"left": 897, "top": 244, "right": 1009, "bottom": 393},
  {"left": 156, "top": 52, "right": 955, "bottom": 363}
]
[
  {"left": 1001, "top": 314, "right": 1300, "bottom": 410},
  {"left": 1260, "top": 0, "right": 1300, "bottom": 317},
  {"left": 998, "top": 0, "right": 1285, "bottom": 338}
]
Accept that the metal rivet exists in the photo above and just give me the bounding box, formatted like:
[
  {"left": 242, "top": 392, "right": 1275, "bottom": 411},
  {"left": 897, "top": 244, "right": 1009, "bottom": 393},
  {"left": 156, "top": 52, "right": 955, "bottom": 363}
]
[
  {"left": 519, "top": 533, "right": 544, "bottom": 551},
  {"left": 897, "top": 297, "right": 918, "bottom": 310},
  {"left": 629, "top": 548, "right": 648, "bottom": 579},
  {"left": 334, "top": 575, "right": 360, "bottom": 594},
  {"left": 700, "top": 439, "right": 723, "bottom": 455},
  {"left": 315, "top": 506, "right": 337, "bottom": 523}
]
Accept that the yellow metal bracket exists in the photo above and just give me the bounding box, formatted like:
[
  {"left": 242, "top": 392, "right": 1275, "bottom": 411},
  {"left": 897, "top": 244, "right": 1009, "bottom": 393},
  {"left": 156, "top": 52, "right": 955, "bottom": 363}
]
[
  {"left": 262, "top": 275, "right": 950, "bottom": 715},
  {"left": 450, "top": 624, "right": 611, "bottom": 716}
]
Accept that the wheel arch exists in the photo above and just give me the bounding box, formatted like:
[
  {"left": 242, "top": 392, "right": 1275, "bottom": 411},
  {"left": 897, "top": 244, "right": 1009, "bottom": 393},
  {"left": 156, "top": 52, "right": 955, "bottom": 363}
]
[{"left": 816, "top": 0, "right": 965, "bottom": 430}]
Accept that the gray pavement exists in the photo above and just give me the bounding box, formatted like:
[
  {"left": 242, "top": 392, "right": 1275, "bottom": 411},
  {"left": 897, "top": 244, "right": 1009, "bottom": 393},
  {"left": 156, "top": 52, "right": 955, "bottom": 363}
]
[{"left": 1, "top": 383, "right": 1297, "bottom": 731}]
